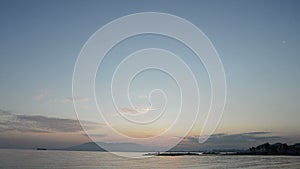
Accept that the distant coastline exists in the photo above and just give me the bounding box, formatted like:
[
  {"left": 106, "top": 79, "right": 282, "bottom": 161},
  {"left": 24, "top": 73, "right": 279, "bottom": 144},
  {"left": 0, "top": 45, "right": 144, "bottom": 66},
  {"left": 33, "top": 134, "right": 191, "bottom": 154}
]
[
  {"left": 34, "top": 141, "right": 300, "bottom": 156},
  {"left": 145, "top": 142, "right": 300, "bottom": 156},
  {"left": 233, "top": 142, "right": 300, "bottom": 156}
]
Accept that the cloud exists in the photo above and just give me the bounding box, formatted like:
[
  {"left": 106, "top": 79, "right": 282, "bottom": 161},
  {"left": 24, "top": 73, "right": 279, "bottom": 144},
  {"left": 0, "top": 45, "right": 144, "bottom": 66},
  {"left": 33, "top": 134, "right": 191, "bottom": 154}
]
[
  {"left": 243, "top": 131, "right": 272, "bottom": 135},
  {"left": 61, "top": 97, "right": 91, "bottom": 103},
  {"left": 0, "top": 109, "right": 102, "bottom": 133},
  {"left": 137, "top": 95, "right": 148, "bottom": 99},
  {"left": 118, "top": 106, "right": 158, "bottom": 116},
  {"left": 34, "top": 89, "right": 49, "bottom": 100},
  {"left": 82, "top": 133, "right": 106, "bottom": 138},
  {"left": 173, "top": 132, "right": 285, "bottom": 151}
]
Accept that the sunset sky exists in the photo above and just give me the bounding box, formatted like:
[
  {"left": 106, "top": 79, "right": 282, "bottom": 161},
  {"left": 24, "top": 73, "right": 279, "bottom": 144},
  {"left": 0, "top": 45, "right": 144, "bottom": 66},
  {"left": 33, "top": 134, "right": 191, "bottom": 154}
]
[{"left": 0, "top": 0, "right": 299, "bottom": 150}]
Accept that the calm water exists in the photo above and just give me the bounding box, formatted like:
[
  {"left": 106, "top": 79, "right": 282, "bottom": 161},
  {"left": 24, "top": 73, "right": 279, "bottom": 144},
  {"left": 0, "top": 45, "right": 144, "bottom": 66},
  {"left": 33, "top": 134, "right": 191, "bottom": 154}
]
[{"left": 0, "top": 149, "right": 299, "bottom": 169}]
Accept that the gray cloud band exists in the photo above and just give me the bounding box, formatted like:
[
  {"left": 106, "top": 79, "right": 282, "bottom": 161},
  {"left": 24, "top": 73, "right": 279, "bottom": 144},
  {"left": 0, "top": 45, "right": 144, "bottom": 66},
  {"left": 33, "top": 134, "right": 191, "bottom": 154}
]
[
  {"left": 0, "top": 110, "right": 101, "bottom": 133},
  {"left": 72, "top": 12, "right": 226, "bottom": 158}
]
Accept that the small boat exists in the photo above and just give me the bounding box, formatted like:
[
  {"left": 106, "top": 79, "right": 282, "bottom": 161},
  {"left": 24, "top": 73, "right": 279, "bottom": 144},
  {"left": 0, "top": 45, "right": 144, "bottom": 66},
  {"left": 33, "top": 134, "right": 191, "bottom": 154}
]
[{"left": 36, "top": 148, "right": 47, "bottom": 150}]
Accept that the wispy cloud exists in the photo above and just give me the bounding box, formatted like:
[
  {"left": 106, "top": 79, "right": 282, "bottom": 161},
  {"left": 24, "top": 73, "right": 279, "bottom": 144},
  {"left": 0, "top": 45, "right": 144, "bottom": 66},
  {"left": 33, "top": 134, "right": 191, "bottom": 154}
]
[
  {"left": 34, "top": 89, "right": 49, "bottom": 100},
  {"left": 0, "top": 109, "right": 102, "bottom": 133},
  {"left": 61, "top": 97, "right": 91, "bottom": 103},
  {"left": 82, "top": 133, "right": 106, "bottom": 138},
  {"left": 118, "top": 106, "right": 158, "bottom": 116},
  {"left": 137, "top": 95, "right": 148, "bottom": 99},
  {"left": 243, "top": 131, "right": 272, "bottom": 135}
]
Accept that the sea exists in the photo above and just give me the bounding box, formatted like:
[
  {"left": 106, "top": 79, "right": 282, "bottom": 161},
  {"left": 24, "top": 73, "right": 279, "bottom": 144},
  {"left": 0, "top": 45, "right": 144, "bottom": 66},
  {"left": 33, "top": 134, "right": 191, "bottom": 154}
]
[{"left": 0, "top": 149, "right": 299, "bottom": 169}]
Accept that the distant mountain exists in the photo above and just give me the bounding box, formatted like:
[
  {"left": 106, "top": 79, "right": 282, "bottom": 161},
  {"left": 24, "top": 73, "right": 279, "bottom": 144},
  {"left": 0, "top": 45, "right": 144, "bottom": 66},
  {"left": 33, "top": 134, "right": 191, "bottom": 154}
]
[
  {"left": 63, "top": 142, "right": 106, "bottom": 151},
  {"left": 62, "top": 142, "right": 154, "bottom": 152}
]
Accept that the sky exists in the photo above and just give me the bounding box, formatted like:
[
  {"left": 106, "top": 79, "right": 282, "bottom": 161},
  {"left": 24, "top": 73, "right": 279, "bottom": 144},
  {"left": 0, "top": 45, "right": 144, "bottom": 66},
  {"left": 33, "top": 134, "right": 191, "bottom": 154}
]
[{"left": 0, "top": 0, "right": 300, "bottom": 150}]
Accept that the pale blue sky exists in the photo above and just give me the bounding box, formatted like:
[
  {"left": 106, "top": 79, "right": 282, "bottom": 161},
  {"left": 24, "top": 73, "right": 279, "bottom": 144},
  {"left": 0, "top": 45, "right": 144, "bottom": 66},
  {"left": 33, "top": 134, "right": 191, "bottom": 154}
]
[{"left": 0, "top": 0, "right": 300, "bottom": 148}]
